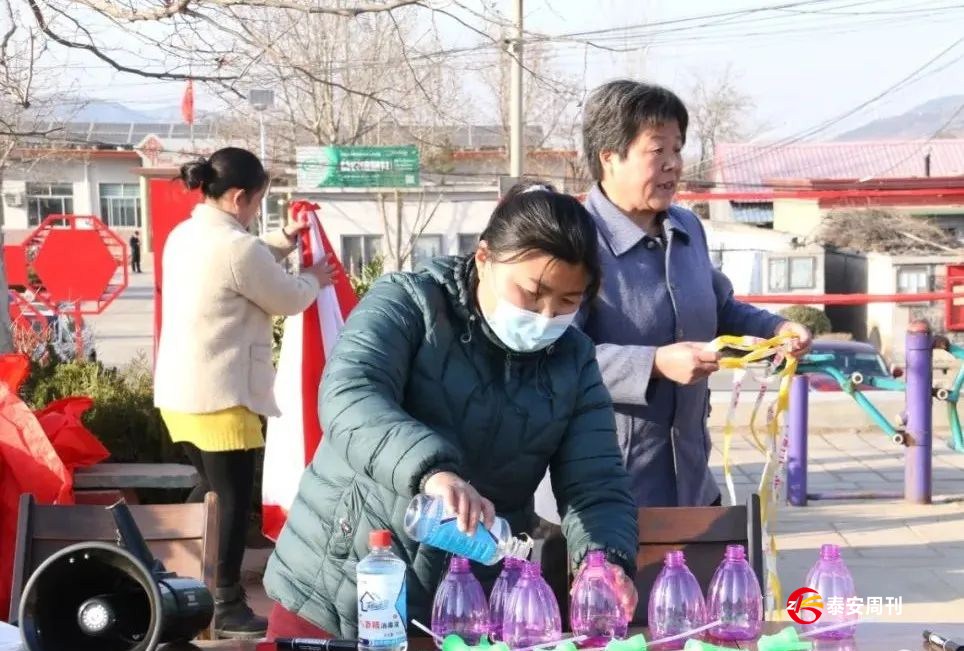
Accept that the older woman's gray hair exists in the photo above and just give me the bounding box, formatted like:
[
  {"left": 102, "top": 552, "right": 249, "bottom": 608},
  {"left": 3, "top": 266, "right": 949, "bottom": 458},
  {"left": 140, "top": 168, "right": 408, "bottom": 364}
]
[{"left": 581, "top": 80, "right": 689, "bottom": 181}]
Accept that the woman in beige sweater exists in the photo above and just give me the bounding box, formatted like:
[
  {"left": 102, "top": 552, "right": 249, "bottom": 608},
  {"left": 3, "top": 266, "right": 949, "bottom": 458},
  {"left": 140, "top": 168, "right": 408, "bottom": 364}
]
[{"left": 153, "top": 147, "right": 334, "bottom": 639}]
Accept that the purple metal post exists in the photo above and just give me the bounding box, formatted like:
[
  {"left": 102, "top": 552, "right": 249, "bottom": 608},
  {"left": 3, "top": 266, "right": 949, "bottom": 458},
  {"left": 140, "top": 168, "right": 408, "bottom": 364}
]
[
  {"left": 787, "top": 374, "right": 809, "bottom": 506},
  {"left": 905, "top": 320, "right": 933, "bottom": 504}
]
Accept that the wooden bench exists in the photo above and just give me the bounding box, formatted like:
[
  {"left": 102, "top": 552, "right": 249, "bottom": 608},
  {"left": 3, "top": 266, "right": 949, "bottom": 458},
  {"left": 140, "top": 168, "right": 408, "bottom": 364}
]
[{"left": 73, "top": 462, "right": 199, "bottom": 505}]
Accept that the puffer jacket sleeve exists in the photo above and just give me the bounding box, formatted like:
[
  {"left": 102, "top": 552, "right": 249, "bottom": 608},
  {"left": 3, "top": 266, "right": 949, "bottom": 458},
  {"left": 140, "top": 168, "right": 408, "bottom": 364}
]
[
  {"left": 550, "top": 340, "right": 638, "bottom": 577},
  {"left": 319, "top": 273, "right": 465, "bottom": 497}
]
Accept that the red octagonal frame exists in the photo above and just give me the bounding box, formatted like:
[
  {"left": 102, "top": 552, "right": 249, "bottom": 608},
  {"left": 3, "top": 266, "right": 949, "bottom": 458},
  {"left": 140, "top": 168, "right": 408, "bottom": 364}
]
[{"left": 24, "top": 215, "right": 129, "bottom": 316}]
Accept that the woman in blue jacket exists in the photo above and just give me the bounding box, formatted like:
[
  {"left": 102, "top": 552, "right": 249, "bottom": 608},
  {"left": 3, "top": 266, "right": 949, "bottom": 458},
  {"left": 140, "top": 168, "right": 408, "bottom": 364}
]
[{"left": 538, "top": 80, "right": 811, "bottom": 512}]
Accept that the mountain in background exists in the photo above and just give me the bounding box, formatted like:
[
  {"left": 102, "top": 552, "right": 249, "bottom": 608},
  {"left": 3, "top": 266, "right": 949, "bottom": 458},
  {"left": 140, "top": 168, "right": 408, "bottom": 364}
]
[
  {"left": 53, "top": 99, "right": 185, "bottom": 123},
  {"left": 835, "top": 95, "right": 964, "bottom": 141}
]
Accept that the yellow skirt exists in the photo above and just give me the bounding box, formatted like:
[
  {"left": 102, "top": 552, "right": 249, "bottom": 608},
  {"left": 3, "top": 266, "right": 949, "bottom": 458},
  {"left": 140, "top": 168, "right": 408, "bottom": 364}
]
[{"left": 161, "top": 406, "right": 265, "bottom": 452}]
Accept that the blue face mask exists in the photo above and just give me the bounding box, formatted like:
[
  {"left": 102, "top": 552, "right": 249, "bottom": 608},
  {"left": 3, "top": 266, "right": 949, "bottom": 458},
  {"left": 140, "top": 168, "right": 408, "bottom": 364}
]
[{"left": 483, "top": 299, "right": 576, "bottom": 352}]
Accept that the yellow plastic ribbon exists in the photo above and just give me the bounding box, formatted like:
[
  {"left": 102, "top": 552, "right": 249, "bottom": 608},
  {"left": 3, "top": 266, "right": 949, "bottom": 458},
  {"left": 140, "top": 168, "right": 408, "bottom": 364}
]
[{"left": 706, "top": 334, "right": 799, "bottom": 620}]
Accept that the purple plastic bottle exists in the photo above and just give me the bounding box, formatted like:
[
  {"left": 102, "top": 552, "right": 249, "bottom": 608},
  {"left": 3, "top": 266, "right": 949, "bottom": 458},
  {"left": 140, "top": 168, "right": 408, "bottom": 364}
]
[
  {"left": 431, "top": 556, "right": 490, "bottom": 647},
  {"left": 489, "top": 557, "right": 523, "bottom": 642},
  {"left": 569, "top": 550, "right": 628, "bottom": 645},
  {"left": 706, "top": 545, "right": 763, "bottom": 641},
  {"left": 803, "top": 544, "right": 857, "bottom": 640},
  {"left": 502, "top": 561, "right": 562, "bottom": 648},
  {"left": 648, "top": 551, "right": 707, "bottom": 650}
]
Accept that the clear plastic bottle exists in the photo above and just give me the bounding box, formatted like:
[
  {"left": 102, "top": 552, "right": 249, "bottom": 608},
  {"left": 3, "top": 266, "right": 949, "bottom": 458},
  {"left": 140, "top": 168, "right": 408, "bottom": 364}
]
[
  {"left": 488, "top": 557, "right": 523, "bottom": 642},
  {"left": 357, "top": 530, "right": 408, "bottom": 651},
  {"left": 706, "top": 545, "right": 763, "bottom": 641},
  {"left": 502, "top": 561, "right": 562, "bottom": 648},
  {"left": 569, "top": 550, "right": 628, "bottom": 645},
  {"left": 403, "top": 494, "right": 532, "bottom": 565},
  {"left": 431, "top": 556, "right": 490, "bottom": 647},
  {"left": 803, "top": 544, "right": 857, "bottom": 640},
  {"left": 648, "top": 551, "right": 707, "bottom": 650}
]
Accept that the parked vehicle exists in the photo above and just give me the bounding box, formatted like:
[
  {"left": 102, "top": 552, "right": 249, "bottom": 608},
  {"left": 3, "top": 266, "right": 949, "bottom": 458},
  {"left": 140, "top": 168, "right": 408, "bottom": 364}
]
[{"left": 803, "top": 340, "right": 902, "bottom": 391}]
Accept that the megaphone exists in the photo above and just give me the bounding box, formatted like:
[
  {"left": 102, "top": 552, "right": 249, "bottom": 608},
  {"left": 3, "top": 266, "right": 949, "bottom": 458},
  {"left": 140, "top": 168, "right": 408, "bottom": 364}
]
[{"left": 17, "top": 500, "right": 214, "bottom": 651}]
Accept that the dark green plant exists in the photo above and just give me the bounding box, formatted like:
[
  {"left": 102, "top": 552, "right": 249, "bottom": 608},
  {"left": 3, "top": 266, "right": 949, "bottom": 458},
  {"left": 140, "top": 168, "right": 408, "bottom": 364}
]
[
  {"left": 21, "top": 352, "right": 182, "bottom": 465},
  {"left": 349, "top": 255, "right": 384, "bottom": 298},
  {"left": 779, "top": 305, "right": 832, "bottom": 336}
]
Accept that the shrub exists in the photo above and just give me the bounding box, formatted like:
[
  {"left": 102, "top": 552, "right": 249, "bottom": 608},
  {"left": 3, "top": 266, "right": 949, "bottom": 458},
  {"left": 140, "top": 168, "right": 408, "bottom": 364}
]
[
  {"left": 21, "top": 352, "right": 183, "bottom": 465},
  {"left": 778, "top": 305, "right": 832, "bottom": 336},
  {"left": 349, "top": 255, "right": 384, "bottom": 298}
]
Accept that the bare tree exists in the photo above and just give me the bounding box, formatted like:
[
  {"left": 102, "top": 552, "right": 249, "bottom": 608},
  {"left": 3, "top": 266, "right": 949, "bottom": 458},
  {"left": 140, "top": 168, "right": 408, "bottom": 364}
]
[
  {"left": 686, "top": 67, "right": 755, "bottom": 182},
  {"left": 377, "top": 189, "right": 443, "bottom": 272},
  {"left": 210, "top": 2, "right": 465, "bottom": 155},
  {"left": 478, "top": 40, "right": 582, "bottom": 150}
]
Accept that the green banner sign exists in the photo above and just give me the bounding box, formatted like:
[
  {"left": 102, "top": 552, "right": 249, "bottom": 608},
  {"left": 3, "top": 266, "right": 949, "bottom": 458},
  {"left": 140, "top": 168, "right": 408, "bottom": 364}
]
[{"left": 297, "top": 145, "right": 420, "bottom": 188}]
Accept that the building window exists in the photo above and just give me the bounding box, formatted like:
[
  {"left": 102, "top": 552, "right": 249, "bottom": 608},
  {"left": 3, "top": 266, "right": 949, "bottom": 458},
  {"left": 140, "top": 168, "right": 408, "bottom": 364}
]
[
  {"left": 99, "top": 183, "right": 141, "bottom": 228},
  {"left": 768, "top": 258, "right": 788, "bottom": 291},
  {"left": 789, "top": 256, "right": 816, "bottom": 290},
  {"left": 897, "top": 265, "right": 932, "bottom": 294},
  {"left": 411, "top": 234, "right": 443, "bottom": 271},
  {"left": 26, "top": 183, "right": 73, "bottom": 227},
  {"left": 458, "top": 233, "right": 481, "bottom": 255},
  {"left": 342, "top": 235, "right": 382, "bottom": 276},
  {"left": 768, "top": 256, "right": 816, "bottom": 291}
]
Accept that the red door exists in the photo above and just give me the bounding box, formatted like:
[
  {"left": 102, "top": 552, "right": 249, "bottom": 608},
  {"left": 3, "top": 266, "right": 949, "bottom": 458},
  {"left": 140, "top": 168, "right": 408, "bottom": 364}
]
[{"left": 148, "top": 178, "right": 201, "bottom": 358}]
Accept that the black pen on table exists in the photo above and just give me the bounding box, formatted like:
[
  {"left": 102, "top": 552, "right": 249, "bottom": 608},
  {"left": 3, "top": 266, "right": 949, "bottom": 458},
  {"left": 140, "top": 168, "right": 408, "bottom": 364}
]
[
  {"left": 924, "top": 629, "right": 964, "bottom": 651},
  {"left": 275, "top": 638, "right": 359, "bottom": 651}
]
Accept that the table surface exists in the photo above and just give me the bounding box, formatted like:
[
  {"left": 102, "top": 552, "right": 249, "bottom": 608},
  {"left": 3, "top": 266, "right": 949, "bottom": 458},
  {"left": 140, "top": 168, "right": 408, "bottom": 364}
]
[{"left": 160, "top": 622, "right": 964, "bottom": 650}]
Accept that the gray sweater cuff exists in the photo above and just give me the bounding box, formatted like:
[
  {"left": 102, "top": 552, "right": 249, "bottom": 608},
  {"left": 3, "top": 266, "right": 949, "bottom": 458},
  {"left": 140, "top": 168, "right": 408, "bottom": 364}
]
[{"left": 595, "top": 344, "right": 657, "bottom": 406}]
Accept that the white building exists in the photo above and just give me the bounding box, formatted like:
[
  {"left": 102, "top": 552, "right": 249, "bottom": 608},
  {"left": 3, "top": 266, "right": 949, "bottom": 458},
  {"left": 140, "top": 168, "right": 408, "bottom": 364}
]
[{"left": 2, "top": 148, "right": 143, "bottom": 243}]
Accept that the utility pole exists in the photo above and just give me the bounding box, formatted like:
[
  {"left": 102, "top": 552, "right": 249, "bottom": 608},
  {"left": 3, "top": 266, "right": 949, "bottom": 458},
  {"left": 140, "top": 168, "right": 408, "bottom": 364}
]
[{"left": 509, "top": 0, "right": 524, "bottom": 178}]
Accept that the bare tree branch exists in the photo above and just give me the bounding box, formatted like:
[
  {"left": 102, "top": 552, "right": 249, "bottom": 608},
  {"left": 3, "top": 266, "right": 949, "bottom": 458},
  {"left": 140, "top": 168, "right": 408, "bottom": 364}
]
[
  {"left": 686, "top": 67, "right": 755, "bottom": 181},
  {"left": 26, "top": 0, "right": 240, "bottom": 84},
  {"left": 69, "top": 0, "right": 424, "bottom": 22}
]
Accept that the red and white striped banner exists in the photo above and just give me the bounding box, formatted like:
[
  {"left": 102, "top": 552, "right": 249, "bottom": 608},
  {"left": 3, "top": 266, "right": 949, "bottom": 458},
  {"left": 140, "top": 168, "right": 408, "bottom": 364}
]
[{"left": 262, "top": 201, "right": 358, "bottom": 542}]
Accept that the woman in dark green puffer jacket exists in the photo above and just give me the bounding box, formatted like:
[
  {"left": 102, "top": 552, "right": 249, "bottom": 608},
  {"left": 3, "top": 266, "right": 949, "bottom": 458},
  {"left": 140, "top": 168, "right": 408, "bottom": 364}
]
[{"left": 263, "top": 181, "right": 639, "bottom": 640}]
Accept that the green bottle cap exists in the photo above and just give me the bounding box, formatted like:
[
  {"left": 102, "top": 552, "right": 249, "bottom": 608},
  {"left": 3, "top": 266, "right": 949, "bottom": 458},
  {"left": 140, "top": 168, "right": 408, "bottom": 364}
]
[
  {"left": 441, "top": 634, "right": 468, "bottom": 651},
  {"left": 604, "top": 633, "right": 648, "bottom": 651},
  {"left": 757, "top": 626, "right": 813, "bottom": 651},
  {"left": 552, "top": 642, "right": 580, "bottom": 651}
]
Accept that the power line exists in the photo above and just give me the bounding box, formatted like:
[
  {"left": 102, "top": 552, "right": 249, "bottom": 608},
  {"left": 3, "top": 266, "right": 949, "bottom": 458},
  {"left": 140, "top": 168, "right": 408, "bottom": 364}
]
[{"left": 698, "top": 34, "right": 964, "bottom": 182}]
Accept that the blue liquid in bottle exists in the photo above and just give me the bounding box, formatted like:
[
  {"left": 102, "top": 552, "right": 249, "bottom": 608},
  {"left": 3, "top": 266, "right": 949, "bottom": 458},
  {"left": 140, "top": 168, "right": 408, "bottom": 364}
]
[{"left": 403, "top": 494, "right": 531, "bottom": 565}]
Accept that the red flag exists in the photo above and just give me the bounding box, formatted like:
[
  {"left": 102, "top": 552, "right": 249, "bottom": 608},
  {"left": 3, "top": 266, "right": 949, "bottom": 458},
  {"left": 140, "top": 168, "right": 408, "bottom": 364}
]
[
  {"left": 181, "top": 80, "right": 195, "bottom": 125},
  {"left": 261, "top": 202, "right": 358, "bottom": 542}
]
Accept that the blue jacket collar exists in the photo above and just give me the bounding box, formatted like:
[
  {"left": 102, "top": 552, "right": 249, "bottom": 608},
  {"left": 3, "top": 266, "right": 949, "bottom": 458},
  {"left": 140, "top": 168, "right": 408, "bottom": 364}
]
[{"left": 586, "top": 183, "right": 691, "bottom": 257}]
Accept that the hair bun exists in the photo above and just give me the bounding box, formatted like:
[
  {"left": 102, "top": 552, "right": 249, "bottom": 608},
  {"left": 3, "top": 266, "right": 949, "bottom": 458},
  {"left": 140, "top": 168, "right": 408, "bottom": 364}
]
[{"left": 180, "top": 157, "right": 214, "bottom": 190}]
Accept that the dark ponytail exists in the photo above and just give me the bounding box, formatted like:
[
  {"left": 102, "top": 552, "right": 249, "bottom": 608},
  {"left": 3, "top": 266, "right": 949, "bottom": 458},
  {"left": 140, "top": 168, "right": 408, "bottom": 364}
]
[
  {"left": 179, "top": 147, "right": 268, "bottom": 200},
  {"left": 480, "top": 180, "right": 602, "bottom": 299}
]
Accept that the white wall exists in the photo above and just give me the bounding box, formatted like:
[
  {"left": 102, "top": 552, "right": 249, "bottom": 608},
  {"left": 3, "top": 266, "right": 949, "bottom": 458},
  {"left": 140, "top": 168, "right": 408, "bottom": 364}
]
[
  {"left": 864, "top": 253, "right": 896, "bottom": 356},
  {"left": 702, "top": 221, "right": 824, "bottom": 302},
  {"left": 772, "top": 198, "right": 823, "bottom": 237}
]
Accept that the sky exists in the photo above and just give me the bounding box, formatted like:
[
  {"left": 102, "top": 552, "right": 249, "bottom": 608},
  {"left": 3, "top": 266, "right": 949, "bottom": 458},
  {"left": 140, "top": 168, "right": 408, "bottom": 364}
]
[{"left": 43, "top": 0, "right": 964, "bottom": 142}]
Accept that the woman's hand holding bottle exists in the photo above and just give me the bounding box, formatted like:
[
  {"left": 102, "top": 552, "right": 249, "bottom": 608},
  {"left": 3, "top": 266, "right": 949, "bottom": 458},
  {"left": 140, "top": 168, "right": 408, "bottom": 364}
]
[{"left": 423, "top": 471, "right": 496, "bottom": 534}]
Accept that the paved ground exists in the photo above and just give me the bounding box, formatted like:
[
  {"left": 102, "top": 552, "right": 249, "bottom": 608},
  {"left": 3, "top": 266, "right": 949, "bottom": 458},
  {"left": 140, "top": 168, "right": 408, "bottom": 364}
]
[
  {"left": 86, "top": 257, "right": 155, "bottom": 369},
  {"left": 88, "top": 270, "right": 964, "bottom": 624}
]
